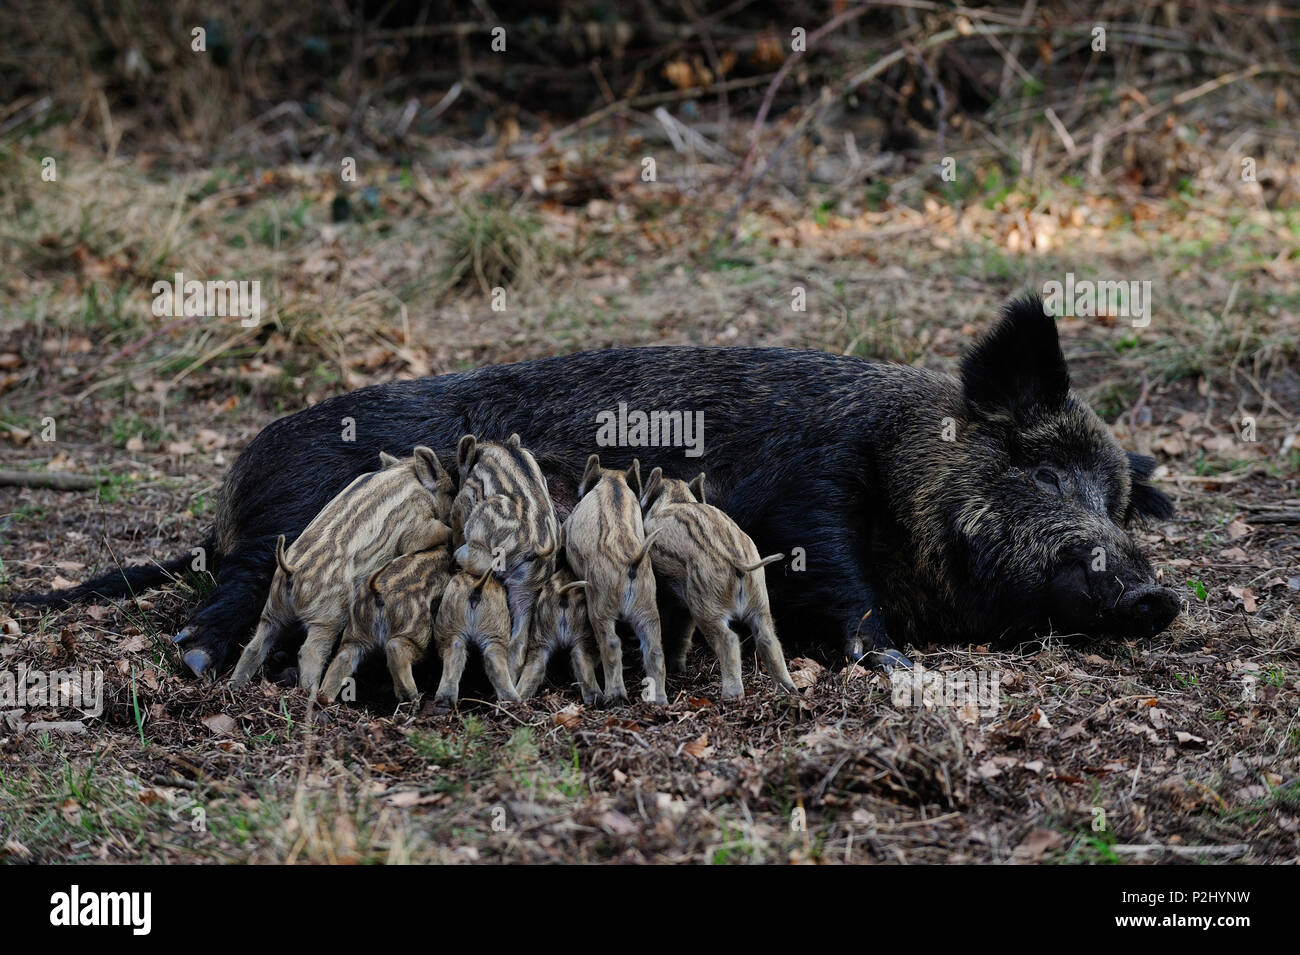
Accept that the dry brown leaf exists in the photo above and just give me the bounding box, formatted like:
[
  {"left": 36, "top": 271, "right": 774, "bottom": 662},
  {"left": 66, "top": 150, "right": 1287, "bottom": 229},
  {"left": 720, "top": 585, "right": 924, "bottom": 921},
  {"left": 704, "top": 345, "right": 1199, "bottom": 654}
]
[
  {"left": 1012, "top": 828, "right": 1063, "bottom": 862},
  {"left": 552, "top": 704, "right": 582, "bottom": 729},
  {"left": 599, "top": 810, "right": 636, "bottom": 835},
  {"left": 682, "top": 733, "right": 712, "bottom": 759},
  {"left": 1228, "top": 586, "right": 1257, "bottom": 612},
  {"left": 788, "top": 657, "right": 824, "bottom": 690},
  {"left": 119, "top": 633, "right": 149, "bottom": 652},
  {"left": 200, "top": 713, "right": 236, "bottom": 735}
]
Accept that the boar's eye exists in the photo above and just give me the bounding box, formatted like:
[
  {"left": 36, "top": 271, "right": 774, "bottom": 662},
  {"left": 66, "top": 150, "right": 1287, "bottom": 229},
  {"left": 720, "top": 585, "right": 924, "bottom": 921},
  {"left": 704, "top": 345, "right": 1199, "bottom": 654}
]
[{"left": 1034, "top": 467, "right": 1062, "bottom": 493}]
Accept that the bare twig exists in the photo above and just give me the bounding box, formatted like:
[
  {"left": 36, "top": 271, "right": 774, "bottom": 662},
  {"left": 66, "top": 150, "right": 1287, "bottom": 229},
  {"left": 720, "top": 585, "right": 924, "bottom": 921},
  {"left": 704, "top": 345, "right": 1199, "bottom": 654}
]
[
  {"left": 0, "top": 470, "right": 103, "bottom": 491},
  {"left": 737, "top": 4, "right": 872, "bottom": 184}
]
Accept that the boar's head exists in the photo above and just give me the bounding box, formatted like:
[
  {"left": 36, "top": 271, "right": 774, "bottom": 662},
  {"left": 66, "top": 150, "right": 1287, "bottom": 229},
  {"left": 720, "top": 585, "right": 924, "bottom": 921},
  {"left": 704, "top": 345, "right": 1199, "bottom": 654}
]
[{"left": 930, "top": 295, "right": 1179, "bottom": 643}]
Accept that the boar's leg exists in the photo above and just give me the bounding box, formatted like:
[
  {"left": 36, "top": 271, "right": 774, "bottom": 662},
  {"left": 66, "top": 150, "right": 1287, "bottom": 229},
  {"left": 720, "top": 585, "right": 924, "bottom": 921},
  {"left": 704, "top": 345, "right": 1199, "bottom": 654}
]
[
  {"left": 842, "top": 598, "right": 911, "bottom": 671},
  {"left": 569, "top": 640, "right": 603, "bottom": 706},
  {"left": 515, "top": 643, "right": 552, "bottom": 700},
  {"left": 176, "top": 537, "right": 281, "bottom": 678},
  {"left": 480, "top": 638, "right": 522, "bottom": 704},
  {"left": 755, "top": 497, "right": 911, "bottom": 669},
  {"left": 432, "top": 633, "right": 470, "bottom": 712},
  {"left": 695, "top": 618, "right": 745, "bottom": 700}
]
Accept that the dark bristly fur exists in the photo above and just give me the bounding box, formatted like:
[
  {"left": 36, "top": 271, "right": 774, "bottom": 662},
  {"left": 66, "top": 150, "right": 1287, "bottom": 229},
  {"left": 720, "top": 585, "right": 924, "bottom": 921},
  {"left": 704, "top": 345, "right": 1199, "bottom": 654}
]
[{"left": 14, "top": 296, "right": 1178, "bottom": 676}]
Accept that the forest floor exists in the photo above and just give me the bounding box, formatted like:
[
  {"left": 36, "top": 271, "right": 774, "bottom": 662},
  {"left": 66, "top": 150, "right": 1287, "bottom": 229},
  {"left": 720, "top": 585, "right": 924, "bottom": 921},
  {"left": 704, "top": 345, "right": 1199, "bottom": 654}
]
[{"left": 0, "top": 134, "right": 1297, "bottom": 863}]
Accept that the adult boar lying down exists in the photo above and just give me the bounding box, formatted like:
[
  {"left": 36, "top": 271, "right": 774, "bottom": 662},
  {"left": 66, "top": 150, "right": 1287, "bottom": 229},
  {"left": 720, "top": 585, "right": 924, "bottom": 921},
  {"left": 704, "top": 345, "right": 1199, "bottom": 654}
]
[{"left": 14, "top": 295, "right": 1179, "bottom": 678}]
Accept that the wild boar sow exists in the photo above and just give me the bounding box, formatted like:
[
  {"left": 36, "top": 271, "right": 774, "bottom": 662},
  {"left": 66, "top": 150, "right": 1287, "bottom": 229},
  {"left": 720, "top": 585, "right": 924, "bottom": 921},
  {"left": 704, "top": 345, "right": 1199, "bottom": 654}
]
[{"left": 20, "top": 296, "right": 1179, "bottom": 675}]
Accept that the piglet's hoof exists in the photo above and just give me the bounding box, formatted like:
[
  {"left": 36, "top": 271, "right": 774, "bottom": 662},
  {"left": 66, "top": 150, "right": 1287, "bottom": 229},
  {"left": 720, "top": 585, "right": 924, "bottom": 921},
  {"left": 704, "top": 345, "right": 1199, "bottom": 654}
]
[{"left": 865, "top": 648, "right": 913, "bottom": 672}]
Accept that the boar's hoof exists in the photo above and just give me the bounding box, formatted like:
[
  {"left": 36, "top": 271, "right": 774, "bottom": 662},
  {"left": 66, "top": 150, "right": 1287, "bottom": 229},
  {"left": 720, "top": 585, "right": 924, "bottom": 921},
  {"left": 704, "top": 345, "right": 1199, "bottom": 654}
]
[
  {"left": 865, "top": 648, "right": 913, "bottom": 672},
  {"left": 181, "top": 646, "right": 214, "bottom": 679},
  {"left": 601, "top": 690, "right": 630, "bottom": 708},
  {"left": 432, "top": 695, "right": 456, "bottom": 714}
]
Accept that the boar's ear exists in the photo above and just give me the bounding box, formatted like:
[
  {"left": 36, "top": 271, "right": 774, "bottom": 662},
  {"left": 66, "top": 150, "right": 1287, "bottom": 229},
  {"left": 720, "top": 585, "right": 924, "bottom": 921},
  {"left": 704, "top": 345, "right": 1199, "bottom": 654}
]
[
  {"left": 1125, "top": 452, "right": 1175, "bottom": 522},
  {"left": 578, "top": 454, "right": 602, "bottom": 498},
  {"left": 507, "top": 433, "right": 522, "bottom": 448},
  {"left": 627, "top": 459, "right": 642, "bottom": 498},
  {"left": 378, "top": 451, "right": 401, "bottom": 468},
  {"left": 688, "top": 473, "right": 707, "bottom": 505},
  {"left": 641, "top": 467, "right": 664, "bottom": 510},
  {"left": 961, "top": 295, "right": 1070, "bottom": 420},
  {"left": 457, "top": 435, "right": 478, "bottom": 473}
]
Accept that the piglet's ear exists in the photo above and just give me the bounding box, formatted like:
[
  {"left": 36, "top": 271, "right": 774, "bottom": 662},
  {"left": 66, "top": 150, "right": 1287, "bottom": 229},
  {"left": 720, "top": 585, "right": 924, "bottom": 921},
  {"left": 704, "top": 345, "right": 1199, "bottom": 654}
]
[
  {"left": 1125, "top": 451, "right": 1175, "bottom": 522},
  {"left": 578, "top": 453, "right": 602, "bottom": 498},
  {"left": 457, "top": 435, "right": 478, "bottom": 474},
  {"left": 640, "top": 467, "right": 663, "bottom": 511},
  {"left": 961, "top": 295, "right": 1070, "bottom": 420},
  {"left": 687, "top": 473, "right": 707, "bottom": 505}
]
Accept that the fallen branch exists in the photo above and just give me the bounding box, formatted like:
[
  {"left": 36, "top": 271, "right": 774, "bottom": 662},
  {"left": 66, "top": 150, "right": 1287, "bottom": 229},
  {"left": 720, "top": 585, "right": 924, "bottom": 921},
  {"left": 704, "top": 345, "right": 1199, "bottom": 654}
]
[{"left": 0, "top": 470, "right": 103, "bottom": 491}]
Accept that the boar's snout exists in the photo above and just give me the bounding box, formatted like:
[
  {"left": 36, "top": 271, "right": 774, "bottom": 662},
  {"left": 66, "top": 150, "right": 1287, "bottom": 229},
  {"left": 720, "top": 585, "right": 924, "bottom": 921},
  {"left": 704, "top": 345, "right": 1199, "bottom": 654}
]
[
  {"left": 1111, "top": 584, "right": 1180, "bottom": 638},
  {"left": 1046, "top": 546, "right": 1179, "bottom": 639}
]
